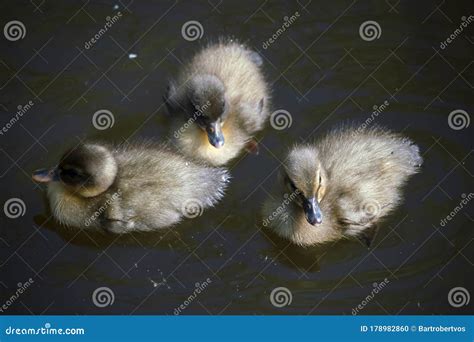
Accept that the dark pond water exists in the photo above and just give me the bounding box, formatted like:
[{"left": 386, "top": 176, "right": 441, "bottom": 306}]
[{"left": 1, "top": 0, "right": 473, "bottom": 315}]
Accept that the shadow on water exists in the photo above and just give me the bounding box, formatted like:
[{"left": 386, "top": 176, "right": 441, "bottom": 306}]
[{"left": 34, "top": 214, "right": 181, "bottom": 249}]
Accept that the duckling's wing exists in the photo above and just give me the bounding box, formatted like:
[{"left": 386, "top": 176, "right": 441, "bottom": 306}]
[
  {"left": 357, "top": 224, "right": 379, "bottom": 248},
  {"left": 338, "top": 217, "right": 378, "bottom": 247},
  {"left": 336, "top": 193, "right": 391, "bottom": 243},
  {"left": 237, "top": 98, "right": 267, "bottom": 133},
  {"left": 101, "top": 200, "right": 138, "bottom": 234},
  {"left": 102, "top": 218, "right": 133, "bottom": 234}
]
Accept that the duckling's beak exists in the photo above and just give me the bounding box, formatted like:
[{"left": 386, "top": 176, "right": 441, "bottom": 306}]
[
  {"left": 32, "top": 168, "right": 59, "bottom": 183},
  {"left": 206, "top": 122, "right": 224, "bottom": 148},
  {"left": 303, "top": 197, "right": 323, "bottom": 225}
]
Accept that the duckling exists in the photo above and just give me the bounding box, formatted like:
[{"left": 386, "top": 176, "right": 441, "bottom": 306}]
[
  {"left": 32, "top": 141, "right": 230, "bottom": 233},
  {"left": 164, "top": 39, "right": 270, "bottom": 166},
  {"left": 262, "top": 126, "right": 423, "bottom": 247}
]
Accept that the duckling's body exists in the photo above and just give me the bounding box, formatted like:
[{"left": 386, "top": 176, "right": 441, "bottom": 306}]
[
  {"left": 262, "top": 126, "right": 422, "bottom": 246},
  {"left": 165, "top": 39, "right": 270, "bottom": 166},
  {"left": 33, "top": 142, "right": 229, "bottom": 233}
]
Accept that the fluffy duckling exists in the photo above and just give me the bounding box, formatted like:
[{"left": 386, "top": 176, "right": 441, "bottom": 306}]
[
  {"left": 164, "top": 39, "right": 270, "bottom": 166},
  {"left": 262, "top": 126, "right": 422, "bottom": 247},
  {"left": 32, "top": 142, "right": 229, "bottom": 233}
]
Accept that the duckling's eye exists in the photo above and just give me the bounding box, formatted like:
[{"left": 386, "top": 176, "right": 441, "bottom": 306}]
[
  {"left": 290, "top": 181, "right": 297, "bottom": 191},
  {"left": 194, "top": 114, "right": 208, "bottom": 127},
  {"left": 59, "top": 167, "right": 86, "bottom": 184},
  {"left": 62, "top": 168, "right": 78, "bottom": 177}
]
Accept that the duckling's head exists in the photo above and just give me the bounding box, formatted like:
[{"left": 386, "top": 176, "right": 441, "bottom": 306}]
[
  {"left": 32, "top": 144, "right": 117, "bottom": 198},
  {"left": 185, "top": 74, "right": 229, "bottom": 148},
  {"left": 284, "top": 146, "right": 327, "bottom": 226}
]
